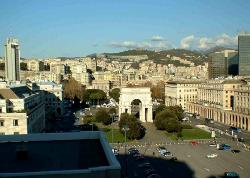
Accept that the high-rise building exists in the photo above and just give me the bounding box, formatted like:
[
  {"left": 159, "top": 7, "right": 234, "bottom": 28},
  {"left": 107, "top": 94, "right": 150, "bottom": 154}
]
[
  {"left": 4, "top": 38, "right": 20, "bottom": 81},
  {"left": 208, "top": 50, "right": 238, "bottom": 79},
  {"left": 238, "top": 33, "right": 250, "bottom": 76}
]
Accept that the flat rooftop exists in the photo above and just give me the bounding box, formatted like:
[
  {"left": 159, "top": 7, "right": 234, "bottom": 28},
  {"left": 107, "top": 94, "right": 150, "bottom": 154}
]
[{"left": 0, "top": 132, "right": 119, "bottom": 175}]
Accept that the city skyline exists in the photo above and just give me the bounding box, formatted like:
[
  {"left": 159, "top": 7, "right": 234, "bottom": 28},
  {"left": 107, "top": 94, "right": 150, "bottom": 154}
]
[{"left": 0, "top": 0, "right": 250, "bottom": 58}]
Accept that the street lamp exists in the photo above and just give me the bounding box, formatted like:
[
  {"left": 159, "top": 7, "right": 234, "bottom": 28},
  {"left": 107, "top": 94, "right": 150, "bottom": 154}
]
[
  {"left": 122, "top": 125, "right": 129, "bottom": 178},
  {"left": 89, "top": 123, "right": 94, "bottom": 132}
]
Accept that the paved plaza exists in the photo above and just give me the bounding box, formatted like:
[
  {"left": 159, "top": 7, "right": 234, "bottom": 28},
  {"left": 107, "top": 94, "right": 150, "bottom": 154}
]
[
  {"left": 116, "top": 139, "right": 250, "bottom": 178},
  {"left": 112, "top": 122, "right": 250, "bottom": 178}
]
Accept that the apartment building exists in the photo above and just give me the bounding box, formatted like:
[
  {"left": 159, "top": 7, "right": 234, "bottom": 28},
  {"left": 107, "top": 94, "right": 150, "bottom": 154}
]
[
  {"left": 165, "top": 80, "right": 202, "bottom": 110},
  {"left": 23, "top": 59, "right": 44, "bottom": 71},
  {"left": 82, "top": 57, "right": 97, "bottom": 72},
  {"left": 71, "top": 64, "right": 90, "bottom": 85},
  {"left": 0, "top": 83, "right": 45, "bottom": 135},
  {"left": 234, "top": 84, "right": 250, "bottom": 115},
  {"left": 186, "top": 79, "right": 250, "bottom": 131},
  {"left": 36, "top": 81, "right": 64, "bottom": 118},
  {"left": 50, "top": 64, "right": 66, "bottom": 75}
]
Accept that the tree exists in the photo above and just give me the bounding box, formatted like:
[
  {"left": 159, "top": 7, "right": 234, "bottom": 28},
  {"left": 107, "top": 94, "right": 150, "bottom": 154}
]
[
  {"left": 151, "top": 81, "right": 165, "bottom": 102},
  {"left": 109, "top": 107, "right": 117, "bottom": 115},
  {"left": 155, "top": 104, "right": 167, "bottom": 114},
  {"left": 109, "top": 88, "right": 120, "bottom": 102},
  {"left": 64, "top": 77, "right": 85, "bottom": 101},
  {"left": 95, "top": 108, "right": 112, "bottom": 125},
  {"left": 154, "top": 109, "right": 182, "bottom": 133},
  {"left": 166, "top": 106, "right": 184, "bottom": 121},
  {"left": 119, "top": 113, "right": 145, "bottom": 140},
  {"left": 0, "top": 63, "right": 4, "bottom": 70},
  {"left": 84, "top": 89, "right": 107, "bottom": 105},
  {"left": 125, "top": 81, "right": 165, "bottom": 103},
  {"left": 20, "top": 62, "right": 28, "bottom": 71}
]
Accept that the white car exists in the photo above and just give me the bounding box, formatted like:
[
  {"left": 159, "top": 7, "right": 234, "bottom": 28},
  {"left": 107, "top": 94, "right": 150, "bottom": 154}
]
[
  {"left": 112, "top": 148, "right": 119, "bottom": 156},
  {"left": 209, "top": 143, "right": 217, "bottom": 147},
  {"left": 206, "top": 153, "right": 218, "bottom": 158},
  {"left": 182, "top": 117, "right": 189, "bottom": 121}
]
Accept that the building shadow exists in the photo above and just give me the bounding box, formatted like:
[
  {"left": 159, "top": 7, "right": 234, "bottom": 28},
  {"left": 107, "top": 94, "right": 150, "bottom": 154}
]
[
  {"left": 117, "top": 154, "right": 195, "bottom": 178},
  {"left": 207, "top": 175, "right": 240, "bottom": 178}
]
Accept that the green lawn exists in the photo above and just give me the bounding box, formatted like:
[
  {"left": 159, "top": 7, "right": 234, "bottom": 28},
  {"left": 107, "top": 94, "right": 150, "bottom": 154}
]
[
  {"left": 166, "top": 127, "right": 211, "bottom": 140},
  {"left": 103, "top": 128, "right": 127, "bottom": 143},
  {"left": 181, "top": 128, "right": 211, "bottom": 140}
]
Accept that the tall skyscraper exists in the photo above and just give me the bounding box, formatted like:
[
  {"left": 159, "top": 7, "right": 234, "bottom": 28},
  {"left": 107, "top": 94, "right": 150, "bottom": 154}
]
[
  {"left": 238, "top": 33, "right": 250, "bottom": 76},
  {"left": 208, "top": 50, "right": 238, "bottom": 79},
  {"left": 4, "top": 38, "right": 20, "bottom": 81}
]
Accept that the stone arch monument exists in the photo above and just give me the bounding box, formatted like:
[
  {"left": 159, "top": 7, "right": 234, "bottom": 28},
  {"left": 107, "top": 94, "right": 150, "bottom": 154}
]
[{"left": 119, "top": 87, "right": 153, "bottom": 122}]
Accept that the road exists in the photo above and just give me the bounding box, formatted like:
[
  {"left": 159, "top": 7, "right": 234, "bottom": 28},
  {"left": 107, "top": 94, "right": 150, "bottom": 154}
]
[
  {"left": 115, "top": 139, "right": 250, "bottom": 178},
  {"left": 189, "top": 117, "right": 250, "bottom": 145}
]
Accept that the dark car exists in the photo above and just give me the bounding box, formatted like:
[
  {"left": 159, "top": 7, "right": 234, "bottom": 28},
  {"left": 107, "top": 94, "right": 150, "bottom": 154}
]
[
  {"left": 135, "top": 156, "right": 145, "bottom": 161},
  {"left": 224, "top": 171, "right": 239, "bottom": 178},
  {"left": 169, "top": 157, "right": 178, "bottom": 161},
  {"left": 238, "top": 137, "right": 245, "bottom": 142},
  {"left": 128, "top": 148, "right": 139, "bottom": 155},
  {"left": 144, "top": 168, "right": 156, "bottom": 176},
  {"left": 231, "top": 149, "right": 240, "bottom": 153}
]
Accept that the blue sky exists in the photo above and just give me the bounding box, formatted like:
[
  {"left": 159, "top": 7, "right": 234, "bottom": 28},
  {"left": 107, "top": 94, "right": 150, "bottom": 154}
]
[{"left": 0, "top": 0, "right": 250, "bottom": 58}]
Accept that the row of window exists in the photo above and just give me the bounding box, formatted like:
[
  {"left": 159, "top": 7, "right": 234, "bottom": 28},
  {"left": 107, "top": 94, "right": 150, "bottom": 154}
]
[
  {"left": 0, "top": 119, "right": 19, "bottom": 127},
  {"left": 179, "top": 89, "right": 197, "bottom": 92}
]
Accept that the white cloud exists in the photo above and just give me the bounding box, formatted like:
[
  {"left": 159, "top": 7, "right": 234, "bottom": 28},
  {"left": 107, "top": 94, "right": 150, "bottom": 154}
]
[
  {"left": 180, "top": 33, "right": 237, "bottom": 50},
  {"left": 110, "top": 40, "right": 172, "bottom": 50},
  {"left": 180, "top": 35, "right": 195, "bottom": 49},
  {"left": 110, "top": 33, "right": 238, "bottom": 51},
  {"left": 151, "top": 35, "right": 165, "bottom": 41},
  {"left": 110, "top": 41, "right": 138, "bottom": 49}
]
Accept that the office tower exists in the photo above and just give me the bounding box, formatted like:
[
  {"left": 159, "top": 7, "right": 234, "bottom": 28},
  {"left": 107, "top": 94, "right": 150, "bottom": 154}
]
[
  {"left": 4, "top": 38, "right": 20, "bottom": 81},
  {"left": 238, "top": 33, "right": 250, "bottom": 76},
  {"left": 208, "top": 50, "right": 238, "bottom": 79}
]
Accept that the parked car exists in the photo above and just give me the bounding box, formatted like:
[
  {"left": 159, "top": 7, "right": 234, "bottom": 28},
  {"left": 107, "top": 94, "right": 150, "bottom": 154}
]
[
  {"left": 206, "top": 153, "right": 218, "bottom": 158},
  {"left": 135, "top": 155, "right": 145, "bottom": 161},
  {"left": 144, "top": 168, "right": 156, "bottom": 176},
  {"left": 224, "top": 171, "right": 239, "bottom": 178},
  {"left": 209, "top": 143, "right": 217, "bottom": 147},
  {"left": 161, "top": 151, "right": 173, "bottom": 157},
  {"left": 219, "top": 144, "right": 231, "bottom": 150},
  {"left": 182, "top": 117, "right": 189, "bottom": 121},
  {"left": 128, "top": 148, "right": 139, "bottom": 155},
  {"left": 169, "top": 157, "right": 178, "bottom": 161},
  {"left": 205, "top": 118, "right": 214, "bottom": 124},
  {"left": 112, "top": 148, "right": 119, "bottom": 156},
  {"left": 238, "top": 137, "right": 245, "bottom": 142},
  {"left": 138, "top": 162, "right": 152, "bottom": 168},
  {"left": 229, "top": 126, "right": 241, "bottom": 133},
  {"left": 231, "top": 149, "right": 240, "bottom": 153},
  {"left": 147, "top": 174, "right": 161, "bottom": 178},
  {"left": 132, "top": 153, "right": 141, "bottom": 158},
  {"left": 157, "top": 146, "right": 167, "bottom": 152}
]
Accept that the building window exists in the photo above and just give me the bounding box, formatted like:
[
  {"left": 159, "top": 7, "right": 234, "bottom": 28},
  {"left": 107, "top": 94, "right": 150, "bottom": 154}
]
[
  {"left": 13, "top": 120, "right": 19, "bottom": 126},
  {"left": 14, "top": 132, "right": 19, "bottom": 135},
  {"left": 0, "top": 120, "right": 4, "bottom": 126}
]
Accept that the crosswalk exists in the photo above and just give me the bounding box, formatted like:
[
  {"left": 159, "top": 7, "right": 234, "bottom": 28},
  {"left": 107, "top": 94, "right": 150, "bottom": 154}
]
[{"left": 111, "top": 139, "right": 221, "bottom": 148}]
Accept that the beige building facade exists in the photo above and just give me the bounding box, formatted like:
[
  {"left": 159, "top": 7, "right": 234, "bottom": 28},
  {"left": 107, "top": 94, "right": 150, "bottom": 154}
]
[
  {"left": 165, "top": 80, "right": 202, "bottom": 110},
  {"left": 0, "top": 84, "right": 45, "bottom": 135},
  {"left": 186, "top": 79, "right": 250, "bottom": 131}
]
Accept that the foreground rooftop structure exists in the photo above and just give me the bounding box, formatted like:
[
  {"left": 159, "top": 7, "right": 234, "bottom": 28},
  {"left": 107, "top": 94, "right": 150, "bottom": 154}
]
[{"left": 0, "top": 131, "right": 121, "bottom": 178}]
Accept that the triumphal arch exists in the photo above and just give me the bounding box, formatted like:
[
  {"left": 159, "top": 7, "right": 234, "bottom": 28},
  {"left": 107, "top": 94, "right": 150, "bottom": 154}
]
[{"left": 119, "top": 87, "right": 153, "bottom": 122}]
